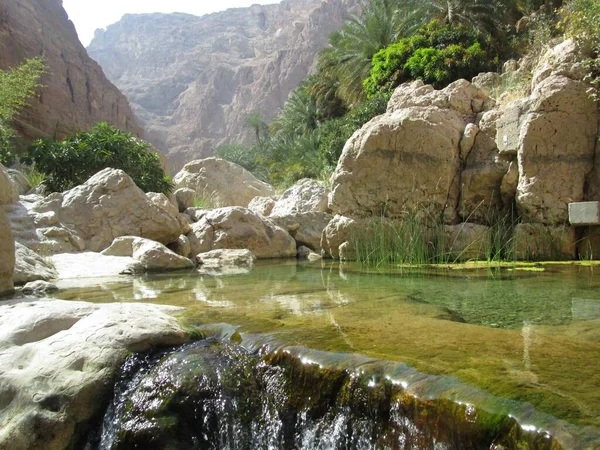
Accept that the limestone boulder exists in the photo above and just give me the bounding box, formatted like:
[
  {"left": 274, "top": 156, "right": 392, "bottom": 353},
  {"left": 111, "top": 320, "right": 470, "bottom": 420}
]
[
  {"left": 387, "top": 79, "right": 492, "bottom": 119},
  {"left": 0, "top": 210, "right": 14, "bottom": 296},
  {"left": 329, "top": 105, "right": 465, "bottom": 223},
  {"left": 321, "top": 215, "right": 361, "bottom": 260},
  {"left": 0, "top": 299, "right": 187, "bottom": 450},
  {"left": 188, "top": 207, "right": 296, "bottom": 259},
  {"left": 31, "top": 168, "right": 181, "bottom": 252},
  {"left": 0, "top": 164, "right": 18, "bottom": 205},
  {"left": 0, "top": 164, "right": 15, "bottom": 296},
  {"left": 512, "top": 224, "right": 577, "bottom": 260},
  {"left": 183, "top": 207, "right": 209, "bottom": 223},
  {"left": 168, "top": 235, "right": 192, "bottom": 259},
  {"left": 102, "top": 236, "right": 194, "bottom": 272},
  {"left": 459, "top": 109, "right": 509, "bottom": 223},
  {"left": 532, "top": 39, "right": 588, "bottom": 87},
  {"left": 248, "top": 195, "right": 280, "bottom": 217},
  {"left": 297, "top": 246, "right": 323, "bottom": 261},
  {"left": 444, "top": 224, "right": 491, "bottom": 261},
  {"left": 517, "top": 75, "right": 598, "bottom": 225},
  {"left": 174, "top": 188, "right": 197, "bottom": 212},
  {"left": 173, "top": 158, "right": 274, "bottom": 208},
  {"left": 146, "top": 192, "right": 179, "bottom": 217},
  {"left": 13, "top": 242, "right": 57, "bottom": 285},
  {"left": 7, "top": 169, "right": 31, "bottom": 196},
  {"left": 270, "top": 179, "right": 330, "bottom": 216},
  {"left": 270, "top": 212, "right": 333, "bottom": 251}
]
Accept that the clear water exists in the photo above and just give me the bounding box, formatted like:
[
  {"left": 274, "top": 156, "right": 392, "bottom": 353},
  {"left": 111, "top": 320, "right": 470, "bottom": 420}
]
[{"left": 55, "top": 260, "right": 600, "bottom": 448}]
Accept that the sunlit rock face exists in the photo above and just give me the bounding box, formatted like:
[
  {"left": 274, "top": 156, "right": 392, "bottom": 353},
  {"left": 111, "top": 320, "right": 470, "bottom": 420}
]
[
  {"left": 87, "top": 0, "right": 359, "bottom": 170},
  {"left": 0, "top": 0, "right": 142, "bottom": 145},
  {"left": 0, "top": 299, "right": 187, "bottom": 450}
]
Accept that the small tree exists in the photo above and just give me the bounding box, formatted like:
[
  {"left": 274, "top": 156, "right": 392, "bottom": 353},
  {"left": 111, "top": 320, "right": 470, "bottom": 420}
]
[
  {"left": 22, "top": 122, "right": 173, "bottom": 194},
  {"left": 0, "top": 57, "right": 45, "bottom": 165}
]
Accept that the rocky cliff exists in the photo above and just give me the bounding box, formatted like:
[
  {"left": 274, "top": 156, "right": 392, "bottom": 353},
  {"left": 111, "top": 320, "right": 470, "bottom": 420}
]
[
  {"left": 0, "top": 0, "right": 142, "bottom": 145},
  {"left": 88, "top": 0, "right": 359, "bottom": 170}
]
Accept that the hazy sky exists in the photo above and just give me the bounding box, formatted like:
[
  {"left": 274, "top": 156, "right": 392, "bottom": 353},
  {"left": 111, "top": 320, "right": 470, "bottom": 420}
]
[{"left": 63, "top": 0, "right": 278, "bottom": 47}]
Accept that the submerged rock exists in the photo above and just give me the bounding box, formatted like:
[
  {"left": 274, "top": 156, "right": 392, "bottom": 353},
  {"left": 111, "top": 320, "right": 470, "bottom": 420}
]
[
  {"left": 197, "top": 249, "right": 256, "bottom": 274},
  {"left": 21, "top": 280, "right": 59, "bottom": 296},
  {"left": 0, "top": 299, "right": 187, "bottom": 450}
]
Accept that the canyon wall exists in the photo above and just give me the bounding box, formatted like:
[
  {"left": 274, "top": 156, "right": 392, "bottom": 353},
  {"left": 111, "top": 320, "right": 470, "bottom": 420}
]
[
  {"left": 0, "top": 0, "right": 142, "bottom": 145},
  {"left": 88, "top": 0, "right": 359, "bottom": 170}
]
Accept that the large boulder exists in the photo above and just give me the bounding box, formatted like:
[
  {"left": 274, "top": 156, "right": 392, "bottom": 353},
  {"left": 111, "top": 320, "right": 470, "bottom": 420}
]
[
  {"left": 6, "top": 169, "right": 31, "bottom": 196},
  {"left": 188, "top": 207, "right": 296, "bottom": 259},
  {"left": 0, "top": 164, "right": 15, "bottom": 296},
  {"left": 0, "top": 210, "right": 14, "bottom": 296},
  {"left": 13, "top": 242, "right": 57, "bottom": 285},
  {"left": 173, "top": 158, "right": 274, "bottom": 208},
  {"left": 30, "top": 168, "right": 181, "bottom": 252},
  {"left": 197, "top": 249, "right": 256, "bottom": 270},
  {"left": 0, "top": 299, "right": 187, "bottom": 450},
  {"left": 270, "top": 179, "right": 330, "bottom": 216},
  {"left": 516, "top": 74, "right": 598, "bottom": 225},
  {"left": 329, "top": 103, "right": 465, "bottom": 223},
  {"left": 101, "top": 236, "right": 194, "bottom": 272}
]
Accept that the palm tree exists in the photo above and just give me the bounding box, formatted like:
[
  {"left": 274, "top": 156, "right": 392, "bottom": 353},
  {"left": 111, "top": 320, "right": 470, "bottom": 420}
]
[
  {"left": 244, "top": 111, "right": 267, "bottom": 147},
  {"left": 271, "top": 86, "right": 319, "bottom": 138},
  {"left": 403, "top": 0, "right": 514, "bottom": 36},
  {"left": 320, "top": 0, "right": 411, "bottom": 105}
]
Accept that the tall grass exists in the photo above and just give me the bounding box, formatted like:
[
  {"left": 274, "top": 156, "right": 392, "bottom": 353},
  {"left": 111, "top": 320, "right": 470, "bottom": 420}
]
[
  {"left": 348, "top": 212, "right": 448, "bottom": 267},
  {"left": 348, "top": 208, "right": 521, "bottom": 267}
]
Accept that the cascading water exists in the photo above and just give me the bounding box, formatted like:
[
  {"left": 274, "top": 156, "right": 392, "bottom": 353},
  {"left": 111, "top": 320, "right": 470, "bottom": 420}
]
[{"left": 89, "top": 337, "right": 564, "bottom": 450}]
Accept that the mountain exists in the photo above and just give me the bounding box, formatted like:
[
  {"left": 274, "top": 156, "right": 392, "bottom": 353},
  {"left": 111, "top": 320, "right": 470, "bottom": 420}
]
[
  {"left": 88, "top": 0, "right": 359, "bottom": 170},
  {"left": 0, "top": 0, "right": 143, "bottom": 144}
]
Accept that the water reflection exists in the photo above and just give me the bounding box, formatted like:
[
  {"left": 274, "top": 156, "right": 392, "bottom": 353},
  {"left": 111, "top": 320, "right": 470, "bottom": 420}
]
[{"left": 53, "top": 260, "right": 600, "bottom": 433}]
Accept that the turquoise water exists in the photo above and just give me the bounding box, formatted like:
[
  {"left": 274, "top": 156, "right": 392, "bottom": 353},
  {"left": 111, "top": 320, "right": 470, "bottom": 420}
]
[{"left": 55, "top": 261, "right": 600, "bottom": 448}]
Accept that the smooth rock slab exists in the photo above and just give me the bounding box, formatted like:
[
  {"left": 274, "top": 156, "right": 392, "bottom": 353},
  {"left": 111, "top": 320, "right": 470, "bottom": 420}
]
[{"left": 0, "top": 299, "right": 188, "bottom": 450}]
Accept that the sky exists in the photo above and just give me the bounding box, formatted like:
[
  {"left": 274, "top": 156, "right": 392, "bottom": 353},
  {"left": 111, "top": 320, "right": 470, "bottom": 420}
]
[{"left": 62, "top": 0, "right": 278, "bottom": 47}]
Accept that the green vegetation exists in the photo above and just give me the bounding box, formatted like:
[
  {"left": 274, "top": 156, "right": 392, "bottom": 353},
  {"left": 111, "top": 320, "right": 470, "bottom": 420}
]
[
  {"left": 215, "top": 0, "right": 548, "bottom": 189},
  {"left": 364, "top": 21, "right": 497, "bottom": 94},
  {"left": 0, "top": 58, "right": 45, "bottom": 166},
  {"left": 22, "top": 122, "right": 173, "bottom": 194}
]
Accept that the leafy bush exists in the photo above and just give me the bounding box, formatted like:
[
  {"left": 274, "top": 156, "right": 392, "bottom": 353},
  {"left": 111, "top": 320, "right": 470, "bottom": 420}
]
[
  {"left": 364, "top": 21, "right": 497, "bottom": 95},
  {"left": 22, "top": 122, "right": 173, "bottom": 194},
  {"left": 0, "top": 58, "right": 45, "bottom": 165}
]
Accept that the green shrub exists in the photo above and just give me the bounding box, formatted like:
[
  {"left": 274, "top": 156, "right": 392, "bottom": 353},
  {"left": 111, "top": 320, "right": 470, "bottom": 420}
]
[
  {"left": 0, "top": 58, "right": 45, "bottom": 165},
  {"left": 22, "top": 122, "right": 173, "bottom": 194},
  {"left": 364, "top": 21, "right": 497, "bottom": 95}
]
